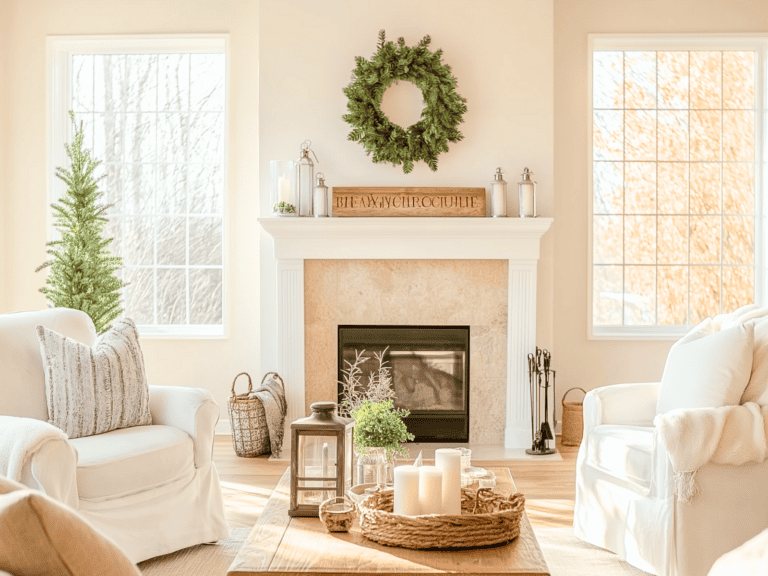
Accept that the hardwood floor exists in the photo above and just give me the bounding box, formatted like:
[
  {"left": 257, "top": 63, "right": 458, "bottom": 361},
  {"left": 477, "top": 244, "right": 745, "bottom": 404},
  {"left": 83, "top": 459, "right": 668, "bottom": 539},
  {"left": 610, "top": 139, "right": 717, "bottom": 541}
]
[{"left": 214, "top": 436, "right": 579, "bottom": 530}]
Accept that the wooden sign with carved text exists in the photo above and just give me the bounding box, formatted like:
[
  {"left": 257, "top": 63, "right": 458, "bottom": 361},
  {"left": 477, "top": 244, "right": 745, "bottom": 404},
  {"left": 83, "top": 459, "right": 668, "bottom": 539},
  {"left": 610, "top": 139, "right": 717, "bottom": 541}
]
[{"left": 332, "top": 187, "right": 486, "bottom": 217}]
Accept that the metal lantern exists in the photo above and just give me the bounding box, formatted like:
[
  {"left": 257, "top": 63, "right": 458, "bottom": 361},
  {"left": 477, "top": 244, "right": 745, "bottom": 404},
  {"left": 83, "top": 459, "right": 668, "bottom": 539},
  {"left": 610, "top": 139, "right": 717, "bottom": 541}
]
[
  {"left": 289, "top": 401, "right": 354, "bottom": 518},
  {"left": 313, "top": 172, "right": 329, "bottom": 217},
  {"left": 518, "top": 167, "right": 537, "bottom": 218},
  {"left": 490, "top": 167, "right": 507, "bottom": 217},
  {"left": 296, "top": 140, "right": 318, "bottom": 217}
]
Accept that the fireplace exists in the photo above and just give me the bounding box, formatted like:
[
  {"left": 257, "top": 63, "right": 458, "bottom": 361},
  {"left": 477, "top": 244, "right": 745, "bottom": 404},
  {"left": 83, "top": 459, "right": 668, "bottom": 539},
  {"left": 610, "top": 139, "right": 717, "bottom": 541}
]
[
  {"left": 338, "top": 325, "right": 470, "bottom": 442},
  {"left": 258, "top": 217, "right": 552, "bottom": 455}
]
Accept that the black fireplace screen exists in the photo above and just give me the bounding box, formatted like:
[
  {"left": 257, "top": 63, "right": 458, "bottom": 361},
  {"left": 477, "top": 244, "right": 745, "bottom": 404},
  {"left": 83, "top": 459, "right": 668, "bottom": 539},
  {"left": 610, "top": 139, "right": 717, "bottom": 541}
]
[{"left": 338, "top": 326, "right": 470, "bottom": 442}]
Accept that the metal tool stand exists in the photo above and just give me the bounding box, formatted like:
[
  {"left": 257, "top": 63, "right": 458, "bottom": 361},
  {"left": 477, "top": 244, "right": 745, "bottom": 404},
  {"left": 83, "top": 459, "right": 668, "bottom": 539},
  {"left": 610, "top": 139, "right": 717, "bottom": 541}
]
[{"left": 526, "top": 347, "right": 557, "bottom": 456}]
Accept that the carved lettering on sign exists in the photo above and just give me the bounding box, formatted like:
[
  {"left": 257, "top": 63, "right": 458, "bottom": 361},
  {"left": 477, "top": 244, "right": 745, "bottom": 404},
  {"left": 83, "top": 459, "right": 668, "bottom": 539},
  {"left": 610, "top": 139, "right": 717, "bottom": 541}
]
[{"left": 332, "top": 187, "right": 486, "bottom": 217}]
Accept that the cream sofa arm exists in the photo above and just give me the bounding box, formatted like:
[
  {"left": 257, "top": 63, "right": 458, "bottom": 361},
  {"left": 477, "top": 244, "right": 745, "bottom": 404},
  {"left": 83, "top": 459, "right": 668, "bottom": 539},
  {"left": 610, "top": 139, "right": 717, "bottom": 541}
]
[
  {"left": 585, "top": 382, "right": 661, "bottom": 430},
  {"left": 0, "top": 416, "right": 78, "bottom": 509},
  {"left": 148, "top": 385, "right": 219, "bottom": 469}
]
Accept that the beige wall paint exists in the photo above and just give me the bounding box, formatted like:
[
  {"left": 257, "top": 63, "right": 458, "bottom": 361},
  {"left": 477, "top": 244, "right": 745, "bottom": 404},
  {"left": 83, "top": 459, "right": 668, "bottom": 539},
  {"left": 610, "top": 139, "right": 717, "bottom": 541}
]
[
  {"left": 553, "top": 0, "right": 768, "bottom": 410},
  {"left": 1, "top": 0, "right": 259, "bottom": 413},
  {"left": 9, "top": 0, "right": 760, "bottom": 429},
  {"left": 0, "top": 0, "right": 10, "bottom": 307},
  {"left": 258, "top": 0, "right": 555, "bottom": 393}
]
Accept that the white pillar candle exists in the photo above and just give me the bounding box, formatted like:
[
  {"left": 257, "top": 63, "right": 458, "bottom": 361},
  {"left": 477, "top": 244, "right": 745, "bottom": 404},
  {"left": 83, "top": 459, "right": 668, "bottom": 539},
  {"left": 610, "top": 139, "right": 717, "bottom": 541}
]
[
  {"left": 321, "top": 443, "right": 331, "bottom": 499},
  {"left": 491, "top": 181, "right": 507, "bottom": 217},
  {"left": 393, "top": 465, "right": 420, "bottom": 516},
  {"left": 278, "top": 176, "right": 291, "bottom": 204},
  {"left": 313, "top": 185, "right": 327, "bottom": 216},
  {"left": 520, "top": 182, "right": 535, "bottom": 217},
  {"left": 435, "top": 448, "right": 462, "bottom": 515},
  {"left": 418, "top": 466, "right": 444, "bottom": 515}
]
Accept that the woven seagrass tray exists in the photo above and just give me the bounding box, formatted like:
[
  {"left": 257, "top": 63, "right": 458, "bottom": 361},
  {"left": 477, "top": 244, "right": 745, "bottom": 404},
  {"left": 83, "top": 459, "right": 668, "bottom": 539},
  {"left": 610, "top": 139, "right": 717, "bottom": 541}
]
[{"left": 357, "top": 487, "right": 525, "bottom": 549}]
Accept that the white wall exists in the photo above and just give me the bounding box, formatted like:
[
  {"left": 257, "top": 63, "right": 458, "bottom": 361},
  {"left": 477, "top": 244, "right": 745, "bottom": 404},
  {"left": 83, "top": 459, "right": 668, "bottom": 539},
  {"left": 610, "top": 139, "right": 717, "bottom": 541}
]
[
  {"left": 553, "top": 0, "right": 768, "bottom": 409},
  {"left": 1, "top": 0, "right": 259, "bottom": 413},
  {"left": 259, "top": 0, "right": 556, "bottom": 388}
]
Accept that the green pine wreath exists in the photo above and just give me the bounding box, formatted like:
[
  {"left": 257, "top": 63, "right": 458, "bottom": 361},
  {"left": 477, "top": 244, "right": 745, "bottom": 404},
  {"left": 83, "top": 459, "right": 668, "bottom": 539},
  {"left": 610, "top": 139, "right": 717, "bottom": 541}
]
[{"left": 342, "top": 31, "right": 467, "bottom": 174}]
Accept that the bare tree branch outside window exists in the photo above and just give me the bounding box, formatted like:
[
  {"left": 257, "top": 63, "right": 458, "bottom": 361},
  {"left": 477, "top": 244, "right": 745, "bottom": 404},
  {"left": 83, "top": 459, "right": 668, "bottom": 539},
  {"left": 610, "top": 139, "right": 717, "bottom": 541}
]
[{"left": 70, "top": 50, "right": 225, "bottom": 334}]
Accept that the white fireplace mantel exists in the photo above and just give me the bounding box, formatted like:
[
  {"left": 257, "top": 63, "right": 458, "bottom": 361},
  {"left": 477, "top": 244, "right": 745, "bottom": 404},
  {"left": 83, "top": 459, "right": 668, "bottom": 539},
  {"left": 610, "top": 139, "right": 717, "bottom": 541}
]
[{"left": 258, "top": 217, "right": 553, "bottom": 453}]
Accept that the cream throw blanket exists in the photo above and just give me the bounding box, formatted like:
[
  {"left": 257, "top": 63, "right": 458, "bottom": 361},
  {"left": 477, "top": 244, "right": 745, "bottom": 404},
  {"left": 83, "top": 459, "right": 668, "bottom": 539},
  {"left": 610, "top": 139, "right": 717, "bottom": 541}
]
[
  {"left": 249, "top": 374, "right": 287, "bottom": 458},
  {"left": 654, "top": 402, "right": 768, "bottom": 503},
  {"left": 0, "top": 416, "right": 68, "bottom": 482}
]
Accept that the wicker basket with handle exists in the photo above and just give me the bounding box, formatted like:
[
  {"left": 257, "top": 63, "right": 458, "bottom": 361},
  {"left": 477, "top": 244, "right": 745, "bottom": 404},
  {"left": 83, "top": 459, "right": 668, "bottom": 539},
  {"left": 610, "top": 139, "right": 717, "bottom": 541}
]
[
  {"left": 228, "top": 372, "right": 284, "bottom": 457},
  {"left": 561, "top": 387, "right": 586, "bottom": 446}
]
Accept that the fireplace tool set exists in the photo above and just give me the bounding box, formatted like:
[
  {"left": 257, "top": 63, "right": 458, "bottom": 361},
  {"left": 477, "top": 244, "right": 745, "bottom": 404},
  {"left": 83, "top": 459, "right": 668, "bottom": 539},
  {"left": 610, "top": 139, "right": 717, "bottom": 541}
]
[{"left": 526, "top": 347, "right": 556, "bottom": 455}]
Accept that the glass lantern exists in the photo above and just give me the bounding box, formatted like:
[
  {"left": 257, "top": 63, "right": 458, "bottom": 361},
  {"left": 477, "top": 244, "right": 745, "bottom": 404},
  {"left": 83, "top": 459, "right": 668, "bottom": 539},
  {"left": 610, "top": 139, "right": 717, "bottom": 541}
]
[
  {"left": 270, "top": 160, "right": 297, "bottom": 216},
  {"left": 518, "top": 167, "right": 537, "bottom": 218},
  {"left": 490, "top": 167, "right": 507, "bottom": 217},
  {"left": 296, "top": 140, "right": 317, "bottom": 217},
  {"left": 289, "top": 402, "right": 354, "bottom": 518},
  {"left": 313, "top": 172, "right": 329, "bottom": 217}
]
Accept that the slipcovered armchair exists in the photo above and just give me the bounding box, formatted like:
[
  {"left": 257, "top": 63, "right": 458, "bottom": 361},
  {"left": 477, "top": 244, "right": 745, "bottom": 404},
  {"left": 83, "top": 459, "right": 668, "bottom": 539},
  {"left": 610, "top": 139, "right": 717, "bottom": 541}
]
[
  {"left": 574, "top": 380, "right": 768, "bottom": 576},
  {"left": 0, "top": 308, "right": 229, "bottom": 563}
]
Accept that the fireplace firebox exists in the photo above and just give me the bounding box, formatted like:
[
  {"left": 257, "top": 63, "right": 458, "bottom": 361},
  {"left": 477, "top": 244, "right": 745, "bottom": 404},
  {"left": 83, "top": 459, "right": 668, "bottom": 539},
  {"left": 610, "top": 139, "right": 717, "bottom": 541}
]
[{"left": 338, "top": 326, "right": 470, "bottom": 443}]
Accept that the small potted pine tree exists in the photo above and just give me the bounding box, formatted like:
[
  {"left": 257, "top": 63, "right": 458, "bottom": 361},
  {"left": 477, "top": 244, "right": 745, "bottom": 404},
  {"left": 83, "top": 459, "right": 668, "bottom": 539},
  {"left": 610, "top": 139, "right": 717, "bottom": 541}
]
[{"left": 37, "top": 112, "right": 124, "bottom": 333}]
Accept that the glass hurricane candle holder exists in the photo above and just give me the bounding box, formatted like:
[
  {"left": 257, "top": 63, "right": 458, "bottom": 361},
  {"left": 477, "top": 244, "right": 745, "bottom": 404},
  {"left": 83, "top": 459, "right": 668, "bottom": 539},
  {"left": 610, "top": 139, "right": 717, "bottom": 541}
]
[{"left": 270, "top": 160, "right": 297, "bottom": 217}]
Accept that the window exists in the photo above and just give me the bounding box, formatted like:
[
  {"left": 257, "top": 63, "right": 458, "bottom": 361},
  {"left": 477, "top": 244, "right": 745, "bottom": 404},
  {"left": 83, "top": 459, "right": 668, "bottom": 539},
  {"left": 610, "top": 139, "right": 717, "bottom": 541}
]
[
  {"left": 49, "top": 36, "right": 227, "bottom": 337},
  {"left": 589, "top": 35, "right": 767, "bottom": 338}
]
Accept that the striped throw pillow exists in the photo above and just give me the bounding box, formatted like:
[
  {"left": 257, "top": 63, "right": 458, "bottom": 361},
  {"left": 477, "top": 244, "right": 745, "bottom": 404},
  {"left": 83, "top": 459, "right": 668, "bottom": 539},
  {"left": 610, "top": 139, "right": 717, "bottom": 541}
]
[{"left": 36, "top": 318, "right": 152, "bottom": 438}]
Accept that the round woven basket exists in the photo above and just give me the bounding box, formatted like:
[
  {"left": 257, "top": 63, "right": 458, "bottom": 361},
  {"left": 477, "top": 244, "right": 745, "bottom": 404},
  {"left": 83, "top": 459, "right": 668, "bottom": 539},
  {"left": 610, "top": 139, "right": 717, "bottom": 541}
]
[
  {"left": 561, "top": 387, "right": 586, "bottom": 446},
  {"left": 358, "top": 487, "right": 524, "bottom": 549}
]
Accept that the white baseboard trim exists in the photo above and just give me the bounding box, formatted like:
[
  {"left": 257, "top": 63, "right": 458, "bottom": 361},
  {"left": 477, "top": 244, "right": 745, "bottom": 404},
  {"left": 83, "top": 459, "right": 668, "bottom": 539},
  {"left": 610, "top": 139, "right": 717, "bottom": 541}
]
[{"left": 215, "top": 419, "right": 231, "bottom": 436}]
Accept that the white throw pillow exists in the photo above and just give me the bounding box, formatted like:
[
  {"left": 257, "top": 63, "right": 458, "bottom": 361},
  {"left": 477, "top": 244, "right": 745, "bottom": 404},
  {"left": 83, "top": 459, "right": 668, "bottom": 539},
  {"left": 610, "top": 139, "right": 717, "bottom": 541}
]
[
  {"left": 742, "top": 316, "right": 768, "bottom": 405},
  {"left": 657, "top": 322, "right": 754, "bottom": 415},
  {"left": 36, "top": 318, "right": 152, "bottom": 438}
]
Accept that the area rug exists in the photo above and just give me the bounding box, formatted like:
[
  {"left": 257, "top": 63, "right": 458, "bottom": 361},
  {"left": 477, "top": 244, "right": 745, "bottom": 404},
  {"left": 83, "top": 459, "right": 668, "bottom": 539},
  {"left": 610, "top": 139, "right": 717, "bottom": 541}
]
[{"left": 138, "top": 485, "right": 652, "bottom": 576}]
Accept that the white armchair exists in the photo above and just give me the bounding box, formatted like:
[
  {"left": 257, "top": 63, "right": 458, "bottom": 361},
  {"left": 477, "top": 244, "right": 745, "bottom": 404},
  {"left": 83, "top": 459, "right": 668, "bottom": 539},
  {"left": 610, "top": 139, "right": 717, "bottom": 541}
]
[
  {"left": 574, "top": 381, "right": 768, "bottom": 576},
  {"left": 0, "top": 308, "right": 229, "bottom": 562}
]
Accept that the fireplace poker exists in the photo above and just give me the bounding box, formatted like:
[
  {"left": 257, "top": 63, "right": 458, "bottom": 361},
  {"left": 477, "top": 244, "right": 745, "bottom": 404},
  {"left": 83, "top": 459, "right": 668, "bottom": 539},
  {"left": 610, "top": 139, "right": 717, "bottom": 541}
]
[{"left": 541, "top": 350, "right": 553, "bottom": 442}]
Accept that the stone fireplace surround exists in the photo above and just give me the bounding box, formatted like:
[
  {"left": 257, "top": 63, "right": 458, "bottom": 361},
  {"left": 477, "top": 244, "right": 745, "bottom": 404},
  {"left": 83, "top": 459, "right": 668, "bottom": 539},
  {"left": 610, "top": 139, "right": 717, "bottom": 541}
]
[
  {"left": 259, "top": 217, "right": 553, "bottom": 456},
  {"left": 309, "top": 261, "right": 503, "bottom": 445}
]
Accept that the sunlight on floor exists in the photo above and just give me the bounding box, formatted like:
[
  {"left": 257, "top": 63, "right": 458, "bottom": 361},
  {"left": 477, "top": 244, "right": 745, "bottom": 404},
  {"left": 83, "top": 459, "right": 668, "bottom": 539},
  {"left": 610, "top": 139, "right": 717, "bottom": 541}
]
[{"left": 221, "top": 482, "right": 271, "bottom": 528}]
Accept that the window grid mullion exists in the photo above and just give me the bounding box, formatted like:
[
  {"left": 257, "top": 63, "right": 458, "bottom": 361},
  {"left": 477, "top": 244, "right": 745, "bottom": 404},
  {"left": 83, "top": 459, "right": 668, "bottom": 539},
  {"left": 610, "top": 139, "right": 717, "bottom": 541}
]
[
  {"left": 622, "top": 51, "right": 626, "bottom": 326},
  {"left": 655, "top": 50, "right": 660, "bottom": 325},
  {"left": 720, "top": 51, "right": 725, "bottom": 314},
  {"left": 186, "top": 54, "right": 192, "bottom": 327},
  {"left": 687, "top": 50, "right": 692, "bottom": 324}
]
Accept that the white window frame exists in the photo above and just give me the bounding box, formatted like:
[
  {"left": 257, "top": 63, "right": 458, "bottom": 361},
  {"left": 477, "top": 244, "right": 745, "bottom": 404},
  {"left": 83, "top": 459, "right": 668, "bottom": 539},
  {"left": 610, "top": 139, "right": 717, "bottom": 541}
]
[
  {"left": 588, "top": 34, "right": 768, "bottom": 340},
  {"left": 46, "top": 34, "right": 230, "bottom": 339}
]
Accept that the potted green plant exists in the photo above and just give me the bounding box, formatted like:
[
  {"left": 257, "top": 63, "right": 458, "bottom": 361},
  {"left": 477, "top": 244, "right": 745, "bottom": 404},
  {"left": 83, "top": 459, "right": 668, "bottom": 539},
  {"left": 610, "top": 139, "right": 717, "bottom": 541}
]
[
  {"left": 272, "top": 201, "right": 296, "bottom": 216},
  {"left": 352, "top": 399, "right": 414, "bottom": 486}
]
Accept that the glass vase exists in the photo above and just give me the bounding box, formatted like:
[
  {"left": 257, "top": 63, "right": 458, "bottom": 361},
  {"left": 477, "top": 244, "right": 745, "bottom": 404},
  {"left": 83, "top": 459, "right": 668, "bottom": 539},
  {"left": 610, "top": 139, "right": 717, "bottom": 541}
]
[{"left": 356, "top": 447, "right": 388, "bottom": 489}]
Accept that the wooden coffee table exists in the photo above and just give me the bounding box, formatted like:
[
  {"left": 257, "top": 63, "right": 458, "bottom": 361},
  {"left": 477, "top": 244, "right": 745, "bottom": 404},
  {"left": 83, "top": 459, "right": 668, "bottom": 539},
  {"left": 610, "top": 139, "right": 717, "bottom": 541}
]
[{"left": 228, "top": 467, "right": 550, "bottom": 576}]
